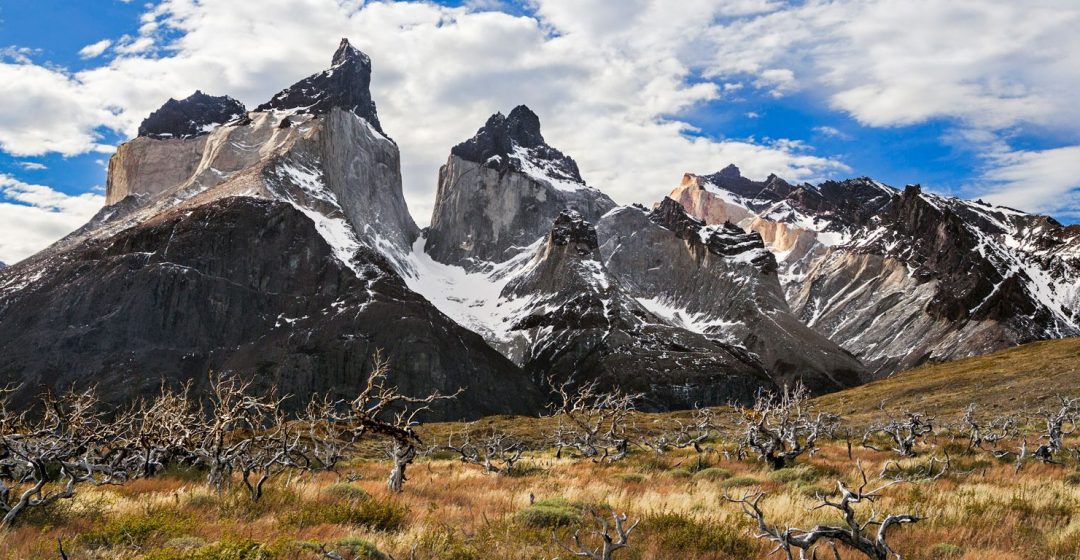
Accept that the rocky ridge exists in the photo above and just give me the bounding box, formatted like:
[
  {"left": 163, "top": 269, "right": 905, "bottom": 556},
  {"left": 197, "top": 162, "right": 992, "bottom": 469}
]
[{"left": 671, "top": 165, "right": 1080, "bottom": 375}]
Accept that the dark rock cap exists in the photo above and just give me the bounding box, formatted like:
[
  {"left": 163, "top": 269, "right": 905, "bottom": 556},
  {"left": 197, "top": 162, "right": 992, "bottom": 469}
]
[
  {"left": 451, "top": 105, "right": 583, "bottom": 183},
  {"left": 255, "top": 38, "right": 384, "bottom": 134},
  {"left": 137, "top": 90, "right": 246, "bottom": 139},
  {"left": 549, "top": 211, "right": 598, "bottom": 254}
]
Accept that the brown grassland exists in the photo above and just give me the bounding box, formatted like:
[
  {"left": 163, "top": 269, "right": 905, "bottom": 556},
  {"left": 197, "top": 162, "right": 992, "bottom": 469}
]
[{"left": 2, "top": 338, "right": 1078, "bottom": 560}]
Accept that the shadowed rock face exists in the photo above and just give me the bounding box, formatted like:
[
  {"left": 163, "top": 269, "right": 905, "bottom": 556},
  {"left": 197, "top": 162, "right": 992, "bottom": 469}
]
[
  {"left": 672, "top": 165, "right": 1080, "bottom": 376},
  {"left": 137, "top": 91, "right": 246, "bottom": 139},
  {"left": 255, "top": 38, "right": 384, "bottom": 135},
  {"left": 0, "top": 198, "right": 543, "bottom": 419},
  {"left": 501, "top": 211, "right": 775, "bottom": 409},
  {"left": 426, "top": 107, "right": 615, "bottom": 267},
  {"left": 597, "top": 200, "right": 866, "bottom": 394}
]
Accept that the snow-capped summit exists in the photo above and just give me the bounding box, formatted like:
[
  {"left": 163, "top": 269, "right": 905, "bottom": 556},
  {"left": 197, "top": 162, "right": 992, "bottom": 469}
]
[
  {"left": 451, "top": 105, "right": 583, "bottom": 186},
  {"left": 255, "top": 38, "right": 384, "bottom": 134}
]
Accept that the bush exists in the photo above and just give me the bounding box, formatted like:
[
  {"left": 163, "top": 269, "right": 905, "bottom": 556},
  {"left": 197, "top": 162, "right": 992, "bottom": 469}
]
[
  {"left": 514, "top": 498, "right": 583, "bottom": 528},
  {"left": 666, "top": 468, "right": 692, "bottom": 480},
  {"left": 642, "top": 512, "right": 756, "bottom": 556},
  {"left": 333, "top": 536, "right": 390, "bottom": 560},
  {"left": 719, "top": 476, "right": 760, "bottom": 489},
  {"left": 326, "top": 483, "right": 372, "bottom": 501},
  {"left": 78, "top": 509, "right": 195, "bottom": 549},
  {"left": 766, "top": 465, "right": 822, "bottom": 484},
  {"left": 279, "top": 497, "right": 408, "bottom": 532},
  {"left": 144, "top": 539, "right": 266, "bottom": 560},
  {"left": 1065, "top": 472, "right": 1080, "bottom": 486},
  {"left": 612, "top": 473, "right": 646, "bottom": 484},
  {"left": 692, "top": 467, "right": 732, "bottom": 482}
]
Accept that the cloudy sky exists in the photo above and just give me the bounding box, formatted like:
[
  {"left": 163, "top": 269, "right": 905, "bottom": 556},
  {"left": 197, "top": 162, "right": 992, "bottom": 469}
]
[{"left": 1, "top": 0, "right": 1078, "bottom": 264}]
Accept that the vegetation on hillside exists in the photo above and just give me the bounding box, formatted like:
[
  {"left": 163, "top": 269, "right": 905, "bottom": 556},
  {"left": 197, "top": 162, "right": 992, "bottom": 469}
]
[{"left": 1, "top": 338, "right": 1078, "bottom": 559}]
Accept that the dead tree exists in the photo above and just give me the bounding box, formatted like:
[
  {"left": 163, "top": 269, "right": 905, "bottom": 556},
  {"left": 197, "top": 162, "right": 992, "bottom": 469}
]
[
  {"left": 1032, "top": 396, "right": 1077, "bottom": 464},
  {"left": 737, "top": 382, "right": 838, "bottom": 470},
  {"left": 0, "top": 386, "right": 129, "bottom": 527},
  {"left": 235, "top": 409, "right": 309, "bottom": 501},
  {"left": 725, "top": 463, "right": 921, "bottom": 560},
  {"left": 548, "top": 378, "right": 641, "bottom": 463},
  {"left": 862, "top": 411, "right": 933, "bottom": 457},
  {"left": 187, "top": 374, "right": 287, "bottom": 493},
  {"left": 117, "top": 382, "right": 201, "bottom": 478},
  {"left": 446, "top": 425, "right": 525, "bottom": 475},
  {"left": 385, "top": 440, "right": 416, "bottom": 493},
  {"left": 961, "top": 404, "right": 1014, "bottom": 451},
  {"left": 637, "top": 406, "right": 715, "bottom": 456},
  {"left": 301, "top": 352, "right": 459, "bottom": 493},
  {"left": 879, "top": 451, "right": 953, "bottom": 481},
  {"left": 553, "top": 509, "right": 638, "bottom": 560}
]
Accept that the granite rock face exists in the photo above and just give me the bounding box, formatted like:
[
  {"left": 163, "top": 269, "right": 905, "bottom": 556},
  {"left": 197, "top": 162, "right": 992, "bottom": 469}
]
[
  {"left": 137, "top": 90, "right": 246, "bottom": 140},
  {"left": 425, "top": 107, "right": 616, "bottom": 267},
  {"left": 672, "top": 165, "right": 1080, "bottom": 376}
]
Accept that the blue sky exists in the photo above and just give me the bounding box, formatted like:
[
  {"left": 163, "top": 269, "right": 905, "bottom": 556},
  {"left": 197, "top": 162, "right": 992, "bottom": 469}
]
[{"left": 1, "top": 0, "right": 1078, "bottom": 262}]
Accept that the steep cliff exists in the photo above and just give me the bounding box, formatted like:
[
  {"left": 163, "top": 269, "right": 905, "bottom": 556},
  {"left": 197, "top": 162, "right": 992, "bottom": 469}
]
[
  {"left": 672, "top": 166, "right": 1080, "bottom": 376},
  {"left": 425, "top": 106, "right": 616, "bottom": 267}
]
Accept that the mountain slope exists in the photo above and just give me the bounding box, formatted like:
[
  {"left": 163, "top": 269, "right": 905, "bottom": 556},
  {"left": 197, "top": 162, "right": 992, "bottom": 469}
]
[
  {"left": 814, "top": 337, "right": 1080, "bottom": 425},
  {"left": 0, "top": 39, "right": 542, "bottom": 418},
  {"left": 672, "top": 165, "right": 1080, "bottom": 376}
]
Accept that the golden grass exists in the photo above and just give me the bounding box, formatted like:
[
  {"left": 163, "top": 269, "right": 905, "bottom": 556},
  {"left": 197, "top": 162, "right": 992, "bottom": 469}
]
[{"left": 1, "top": 338, "right": 1078, "bottom": 559}]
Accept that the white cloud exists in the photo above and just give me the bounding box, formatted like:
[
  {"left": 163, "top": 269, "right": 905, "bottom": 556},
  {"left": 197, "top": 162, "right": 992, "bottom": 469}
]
[
  {"left": 981, "top": 146, "right": 1080, "bottom": 217},
  {"left": 0, "top": 0, "right": 1076, "bottom": 231},
  {"left": 78, "top": 39, "right": 113, "bottom": 59},
  {"left": 0, "top": 175, "right": 104, "bottom": 263},
  {"left": 813, "top": 126, "right": 850, "bottom": 140},
  {"left": 17, "top": 162, "right": 47, "bottom": 171}
]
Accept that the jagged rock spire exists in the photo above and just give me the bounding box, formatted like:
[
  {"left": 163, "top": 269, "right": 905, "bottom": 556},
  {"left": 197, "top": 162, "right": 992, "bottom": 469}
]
[
  {"left": 256, "top": 38, "right": 384, "bottom": 134},
  {"left": 137, "top": 91, "right": 246, "bottom": 139},
  {"left": 450, "top": 105, "right": 582, "bottom": 183}
]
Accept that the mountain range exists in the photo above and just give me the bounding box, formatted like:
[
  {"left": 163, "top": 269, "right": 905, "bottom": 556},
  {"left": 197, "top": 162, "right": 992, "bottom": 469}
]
[{"left": 0, "top": 39, "right": 1075, "bottom": 418}]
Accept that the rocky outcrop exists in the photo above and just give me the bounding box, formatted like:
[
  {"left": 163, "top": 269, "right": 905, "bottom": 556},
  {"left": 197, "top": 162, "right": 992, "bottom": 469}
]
[
  {"left": 103, "top": 42, "right": 419, "bottom": 263},
  {"left": 597, "top": 200, "right": 865, "bottom": 393},
  {"left": 136, "top": 91, "right": 246, "bottom": 140},
  {"left": 425, "top": 106, "right": 616, "bottom": 267},
  {"left": 499, "top": 212, "right": 774, "bottom": 409},
  {"left": 255, "top": 38, "right": 384, "bottom": 135},
  {"left": 673, "top": 165, "right": 1080, "bottom": 376},
  {"left": 0, "top": 198, "right": 542, "bottom": 418}
]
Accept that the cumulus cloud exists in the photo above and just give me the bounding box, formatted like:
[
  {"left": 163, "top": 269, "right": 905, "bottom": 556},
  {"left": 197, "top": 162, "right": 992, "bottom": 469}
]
[
  {"left": 78, "top": 39, "right": 113, "bottom": 59},
  {"left": 0, "top": 175, "right": 104, "bottom": 263},
  {"left": 0, "top": 0, "right": 1076, "bottom": 228}
]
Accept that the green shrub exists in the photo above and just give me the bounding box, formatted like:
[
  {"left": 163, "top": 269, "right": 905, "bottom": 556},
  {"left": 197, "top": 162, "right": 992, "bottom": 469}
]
[
  {"left": 612, "top": 473, "right": 646, "bottom": 484},
  {"left": 642, "top": 512, "right": 756, "bottom": 556},
  {"left": 326, "top": 483, "right": 372, "bottom": 501},
  {"left": 279, "top": 497, "right": 408, "bottom": 532},
  {"left": 162, "top": 536, "right": 207, "bottom": 551},
  {"left": 334, "top": 536, "right": 390, "bottom": 560},
  {"left": 666, "top": 468, "right": 692, "bottom": 480},
  {"left": 692, "top": 467, "right": 732, "bottom": 482},
  {"left": 766, "top": 465, "right": 822, "bottom": 484},
  {"left": 718, "top": 476, "right": 760, "bottom": 489},
  {"left": 78, "top": 509, "right": 195, "bottom": 549},
  {"left": 684, "top": 456, "right": 713, "bottom": 473},
  {"left": 636, "top": 455, "right": 670, "bottom": 473},
  {"left": 144, "top": 538, "right": 266, "bottom": 560},
  {"left": 929, "top": 543, "right": 964, "bottom": 557},
  {"left": 514, "top": 498, "right": 583, "bottom": 528}
]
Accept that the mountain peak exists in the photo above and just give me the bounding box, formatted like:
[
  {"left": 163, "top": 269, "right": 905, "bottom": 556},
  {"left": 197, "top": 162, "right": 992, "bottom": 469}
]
[
  {"left": 332, "top": 38, "right": 368, "bottom": 66},
  {"left": 717, "top": 163, "right": 742, "bottom": 178},
  {"left": 450, "top": 106, "right": 582, "bottom": 183},
  {"left": 255, "top": 38, "right": 383, "bottom": 134},
  {"left": 137, "top": 91, "right": 246, "bottom": 139}
]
